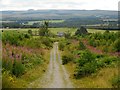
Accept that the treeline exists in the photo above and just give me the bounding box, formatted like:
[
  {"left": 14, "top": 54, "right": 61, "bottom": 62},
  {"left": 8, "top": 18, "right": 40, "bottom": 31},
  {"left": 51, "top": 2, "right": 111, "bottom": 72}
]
[
  {"left": 1, "top": 22, "right": 40, "bottom": 28},
  {"left": 1, "top": 18, "right": 118, "bottom": 29},
  {"left": 49, "top": 17, "right": 103, "bottom": 28}
]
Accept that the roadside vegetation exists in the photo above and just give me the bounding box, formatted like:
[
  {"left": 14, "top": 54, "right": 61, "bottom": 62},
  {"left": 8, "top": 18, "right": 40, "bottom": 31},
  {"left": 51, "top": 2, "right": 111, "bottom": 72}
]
[
  {"left": 59, "top": 27, "right": 120, "bottom": 88},
  {"left": 2, "top": 22, "right": 120, "bottom": 88},
  {"left": 88, "top": 31, "right": 120, "bottom": 52},
  {"left": 2, "top": 22, "right": 53, "bottom": 88}
]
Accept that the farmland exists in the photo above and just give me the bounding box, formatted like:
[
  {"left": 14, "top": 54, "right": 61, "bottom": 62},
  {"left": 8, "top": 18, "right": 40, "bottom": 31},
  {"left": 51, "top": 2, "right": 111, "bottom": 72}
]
[
  {"left": 1, "top": 28, "right": 118, "bottom": 34},
  {"left": 1, "top": 10, "right": 118, "bottom": 28},
  {"left": 23, "top": 20, "right": 65, "bottom": 25}
]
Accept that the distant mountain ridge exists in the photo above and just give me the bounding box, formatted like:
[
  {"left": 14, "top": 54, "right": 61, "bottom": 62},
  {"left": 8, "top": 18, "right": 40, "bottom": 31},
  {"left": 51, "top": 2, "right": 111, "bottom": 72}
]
[{"left": 1, "top": 10, "right": 118, "bottom": 21}]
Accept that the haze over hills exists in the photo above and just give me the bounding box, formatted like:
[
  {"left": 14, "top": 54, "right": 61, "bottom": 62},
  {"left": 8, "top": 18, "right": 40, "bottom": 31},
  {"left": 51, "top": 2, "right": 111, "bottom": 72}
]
[{"left": 1, "top": 10, "right": 118, "bottom": 21}]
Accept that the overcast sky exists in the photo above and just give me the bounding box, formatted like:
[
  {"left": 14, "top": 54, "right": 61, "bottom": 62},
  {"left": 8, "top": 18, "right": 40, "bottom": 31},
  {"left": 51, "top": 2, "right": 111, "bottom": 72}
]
[{"left": 0, "top": 0, "right": 119, "bottom": 11}]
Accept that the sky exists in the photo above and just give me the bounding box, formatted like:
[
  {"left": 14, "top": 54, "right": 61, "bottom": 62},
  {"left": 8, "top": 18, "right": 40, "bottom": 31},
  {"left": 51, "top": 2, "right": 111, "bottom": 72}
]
[{"left": 0, "top": 0, "right": 119, "bottom": 11}]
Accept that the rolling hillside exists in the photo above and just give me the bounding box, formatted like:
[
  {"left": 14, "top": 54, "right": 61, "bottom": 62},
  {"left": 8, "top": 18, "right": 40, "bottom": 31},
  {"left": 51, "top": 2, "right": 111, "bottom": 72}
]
[{"left": 1, "top": 10, "right": 117, "bottom": 21}]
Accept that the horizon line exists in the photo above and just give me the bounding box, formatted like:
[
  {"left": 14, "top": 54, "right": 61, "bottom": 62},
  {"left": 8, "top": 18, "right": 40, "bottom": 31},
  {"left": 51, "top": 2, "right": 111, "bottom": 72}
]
[{"left": 0, "top": 9, "right": 118, "bottom": 11}]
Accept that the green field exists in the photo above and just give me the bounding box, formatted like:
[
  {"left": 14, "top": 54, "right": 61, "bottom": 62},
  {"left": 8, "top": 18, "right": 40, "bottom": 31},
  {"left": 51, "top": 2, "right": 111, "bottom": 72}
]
[
  {"left": 88, "top": 29, "right": 119, "bottom": 33},
  {"left": 49, "top": 28, "right": 76, "bottom": 35},
  {"left": 49, "top": 28, "right": 119, "bottom": 34},
  {"left": 24, "top": 20, "right": 65, "bottom": 25},
  {"left": 1, "top": 28, "right": 119, "bottom": 35},
  {"left": 1, "top": 20, "right": 65, "bottom": 25}
]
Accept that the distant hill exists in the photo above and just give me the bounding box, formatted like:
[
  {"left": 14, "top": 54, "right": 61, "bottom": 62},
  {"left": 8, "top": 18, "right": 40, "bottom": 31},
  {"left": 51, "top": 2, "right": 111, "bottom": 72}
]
[{"left": 1, "top": 10, "right": 117, "bottom": 21}]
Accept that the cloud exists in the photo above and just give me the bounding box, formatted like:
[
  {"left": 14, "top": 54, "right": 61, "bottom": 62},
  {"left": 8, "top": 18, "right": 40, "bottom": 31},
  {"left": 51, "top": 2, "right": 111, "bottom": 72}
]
[
  {"left": 0, "top": 0, "right": 119, "bottom": 10},
  {"left": 1, "top": 0, "right": 12, "bottom": 5}
]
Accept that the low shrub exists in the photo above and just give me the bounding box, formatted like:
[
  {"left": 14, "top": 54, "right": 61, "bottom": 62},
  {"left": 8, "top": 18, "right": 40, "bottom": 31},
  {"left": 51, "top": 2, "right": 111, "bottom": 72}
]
[
  {"left": 24, "top": 33, "right": 31, "bottom": 38},
  {"left": 12, "top": 60, "right": 25, "bottom": 77},
  {"left": 96, "top": 59, "right": 105, "bottom": 68},
  {"left": 2, "top": 43, "right": 44, "bottom": 77},
  {"left": 41, "top": 37, "right": 52, "bottom": 48},
  {"left": 113, "top": 38, "right": 120, "bottom": 52},
  {"left": 23, "top": 38, "right": 42, "bottom": 48},
  {"left": 62, "top": 52, "right": 74, "bottom": 65},
  {"left": 2, "top": 59, "right": 13, "bottom": 74},
  {"left": 75, "top": 50, "right": 97, "bottom": 78},
  {"left": 96, "top": 55, "right": 118, "bottom": 69},
  {"left": 59, "top": 41, "right": 65, "bottom": 51},
  {"left": 88, "top": 32, "right": 120, "bottom": 52},
  {"left": 111, "top": 75, "right": 120, "bottom": 88},
  {"left": 89, "top": 38, "right": 96, "bottom": 47},
  {"left": 102, "top": 45, "right": 108, "bottom": 52},
  {"left": 78, "top": 41, "right": 86, "bottom": 50},
  {"left": 74, "top": 51, "right": 118, "bottom": 78},
  {"left": 28, "top": 30, "right": 32, "bottom": 35},
  {"left": 2, "top": 31, "right": 30, "bottom": 46},
  {"left": 31, "top": 54, "right": 43, "bottom": 66},
  {"left": 103, "top": 57, "right": 112, "bottom": 65}
]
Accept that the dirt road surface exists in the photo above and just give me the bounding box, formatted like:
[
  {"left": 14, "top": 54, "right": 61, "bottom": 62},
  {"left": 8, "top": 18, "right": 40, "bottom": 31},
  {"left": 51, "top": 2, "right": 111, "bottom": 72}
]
[{"left": 28, "top": 42, "right": 74, "bottom": 88}]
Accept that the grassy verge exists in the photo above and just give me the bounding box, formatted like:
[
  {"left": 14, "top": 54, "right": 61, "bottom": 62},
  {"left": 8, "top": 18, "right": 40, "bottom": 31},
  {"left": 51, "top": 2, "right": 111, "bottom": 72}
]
[
  {"left": 58, "top": 35, "right": 119, "bottom": 88},
  {"left": 65, "top": 62, "right": 118, "bottom": 88},
  {"left": 2, "top": 29, "right": 52, "bottom": 88},
  {"left": 2, "top": 49, "right": 50, "bottom": 88}
]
